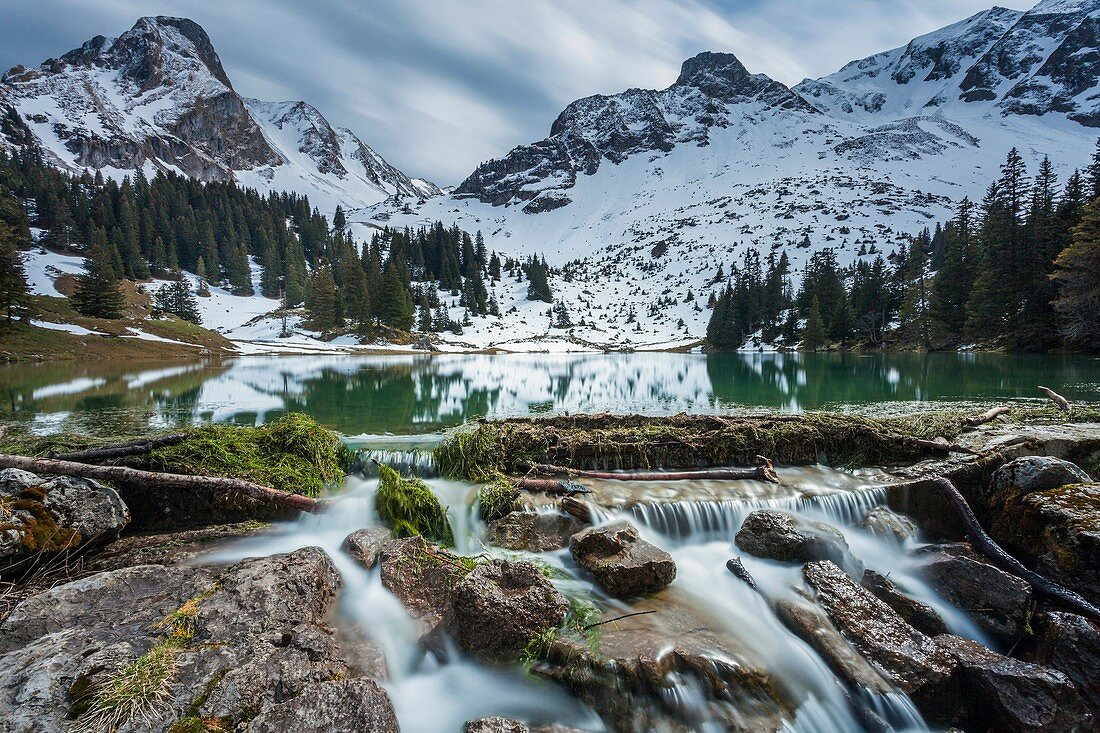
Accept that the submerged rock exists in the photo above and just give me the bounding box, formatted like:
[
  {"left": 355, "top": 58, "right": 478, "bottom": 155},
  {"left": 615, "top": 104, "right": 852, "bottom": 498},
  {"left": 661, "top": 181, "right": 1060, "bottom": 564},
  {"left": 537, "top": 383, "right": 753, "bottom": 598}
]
[
  {"left": 570, "top": 521, "right": 675, "bottom": 598},
  {"left": 451, "top": 560, "right": 568, "bottom": 662},
  {"left": 860, "top": 505, "right": 918, "bottom": 542},
  {"left": 342, "top": 525, "right": 392, "bottom": 568},
  {"left": 934, "top": 634, "right": 1091, "bottom": 733},
  {"left": 861, "top": 569, "right": 949, "bottom": 638},
  {"left": 913, "top": 543, "right": 1032, "bottom": 645},
  {"left": 0, "top": 468, "right": 130, "bottom": 575},
  {"left": 736, "top": 510, "right": 854, "bottom": 568},
  {"left": 487, "top": 511, "right": 582, "bottom": 552}
]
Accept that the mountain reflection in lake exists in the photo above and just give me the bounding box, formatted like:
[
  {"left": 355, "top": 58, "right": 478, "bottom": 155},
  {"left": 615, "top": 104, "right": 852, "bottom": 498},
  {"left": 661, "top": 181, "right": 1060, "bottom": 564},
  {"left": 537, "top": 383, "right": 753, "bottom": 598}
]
[{"left": 1, "top": 352, "right": 1098, "bottom": 436}]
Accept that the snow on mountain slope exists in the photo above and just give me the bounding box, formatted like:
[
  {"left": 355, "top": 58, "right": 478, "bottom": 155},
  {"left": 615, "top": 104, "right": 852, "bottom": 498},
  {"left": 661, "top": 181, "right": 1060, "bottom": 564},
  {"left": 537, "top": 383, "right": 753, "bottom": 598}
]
[
  {"left": 0, "top": 16, "right": 435, "bottom": 212},
  {"left": 358, "top": 0, "right": 1100, "bottom": 350}
]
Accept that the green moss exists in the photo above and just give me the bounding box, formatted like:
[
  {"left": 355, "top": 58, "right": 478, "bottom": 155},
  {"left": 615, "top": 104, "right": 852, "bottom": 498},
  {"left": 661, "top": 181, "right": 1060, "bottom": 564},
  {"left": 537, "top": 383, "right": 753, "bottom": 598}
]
[
  {"left": 0, "top": 489, "right": 82, "bottom": 553},
  {"left": 477, "top": 476, "right": 519, "bottom": 521},
  {"left": 375, "top": 463, "right": 454, "bottom": 546}
]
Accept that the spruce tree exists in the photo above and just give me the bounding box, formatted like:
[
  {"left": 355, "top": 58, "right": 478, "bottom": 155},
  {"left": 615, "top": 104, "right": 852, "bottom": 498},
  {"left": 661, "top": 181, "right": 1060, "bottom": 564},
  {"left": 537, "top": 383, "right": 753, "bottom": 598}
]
[
  {"left": 73, "top": 241, "right": 126, "bottom": 319},
  {"left": 1052, "top": 199, "right": 1100, "bottom": 349},
  {"left": 802, "top": 297, "right": 827, "bottom": 351},
  {"left": 306, "top": 267, "right": 340, "bottom": 331},
  {"left": 153, "top": 271, "right": 202, "bottom": 324},
  {"left": 0, "top": 221, "right": 30, "bottom": 323},
  {"left": 377, "top": 263, "right": 414, "bottom": 330}
]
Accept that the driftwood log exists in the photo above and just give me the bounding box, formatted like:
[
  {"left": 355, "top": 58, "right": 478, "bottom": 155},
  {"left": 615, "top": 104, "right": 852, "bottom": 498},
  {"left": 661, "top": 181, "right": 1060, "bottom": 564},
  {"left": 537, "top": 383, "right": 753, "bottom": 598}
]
[
  {"left": 49, "top": 433, "right": 189, "bottom": 462},
  {"left": 0, "top": 454, "right": 322, "bottom": 513},
  {"left": 1038, "top": 385, "right": 1071, "bottom": 411},
  {"left": 560, "top": 495, "right": 597, "bottom": 523},
  {"left": 905, "top": 476, "right": 1100, "bottom": 622},
  {"left": 512, "top": 476, "right": 591, "bottom": 496},
  {"left": 964, "top": 406, "right": 1011, "bottom": 427},
  {"left": 521, "top": 457, "right": 780, "bottom": 484}
]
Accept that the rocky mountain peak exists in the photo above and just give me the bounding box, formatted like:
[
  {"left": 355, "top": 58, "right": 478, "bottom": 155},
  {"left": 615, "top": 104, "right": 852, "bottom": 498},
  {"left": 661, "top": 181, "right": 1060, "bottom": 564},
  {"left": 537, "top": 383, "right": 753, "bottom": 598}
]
[{"left": 674, "top": 51, "right": 752, "bottom": 92}]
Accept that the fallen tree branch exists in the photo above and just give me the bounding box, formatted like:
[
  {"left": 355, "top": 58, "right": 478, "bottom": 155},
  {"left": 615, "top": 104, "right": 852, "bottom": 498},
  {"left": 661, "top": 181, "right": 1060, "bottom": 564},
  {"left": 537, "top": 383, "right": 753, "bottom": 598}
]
[
  {"left": 964, "top": 406, "right": 1011, "bottom": 427},
  {"left": 520, "top": 457, "right": 780, "bottom": 484},
  {"left": 1038, "top": 386, "right": 1071, "bottom": 411},
  {"left": 560, "top": 495, "right": 596, "bottom": 523},
  {"left": 49, "top": 433, "right": 189, "bottom": 463},
  {"left": 0, "top": 453, "right": 322, "bottom": 514},
  {"left": 903, "top": 437, "right": 977, "bottom": 455},
  {"left": 898, "top": 476, "right": 1100, "bottom": 622},
  {"left": 582, "top": 610, "right": 656, "bottom": 630},
  {"left": 512, "top": 476, "right": 591, "bottom": 496}
]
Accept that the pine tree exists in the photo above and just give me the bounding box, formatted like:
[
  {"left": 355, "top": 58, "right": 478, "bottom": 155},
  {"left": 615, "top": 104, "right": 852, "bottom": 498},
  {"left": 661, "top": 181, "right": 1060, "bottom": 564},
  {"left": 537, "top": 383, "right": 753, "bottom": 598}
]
[
  {"left": 153, "top": 271, "right": 202, "bottom": 324},
  {"left": 1052, "top": 199, "right": 1100, "bottom": 349},
  {"left": 73, "top": 241, "right": 126, "bottom": 319},
  {"left": 0, "top": 221, "right": 30, "bottom": 323},
  {"left": 802, "top": 297, "right": 827, "bottom": 351},
  {"left": 930, "top": 198, "right": 975, "bottom": 342},
  {"left": 377, "top": 263, "right": 414, "bottom": 330},
  {"left": 306, "top": 267, "right": 340, "bottom": 331},
  {"left": 525, "top": 256, "right": 552, "bottom": 302},
  {"left": 196, "top": 257, "right": 211, "bottom": 297}
]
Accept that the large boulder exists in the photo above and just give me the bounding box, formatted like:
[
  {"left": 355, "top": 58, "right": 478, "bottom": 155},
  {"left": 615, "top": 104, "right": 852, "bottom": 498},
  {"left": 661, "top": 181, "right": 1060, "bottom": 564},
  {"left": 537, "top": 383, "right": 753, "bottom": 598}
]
[
  {"left": 736, "top": 510, "right": 854, "bottom": 569},
  {"left": 985, "top": 456, "right": 1091, "bottom": 504},
  {"left": 1029, "top": 611, "right": 1100, "bottom": 721},
  {"left": 861, "top": 569, "right": 949, "bottom": 637},
  {"left": 570, "top": 521, "right": 675, "bottom": 598},
  {"left": 378, "top": 535, "right": 465, "bottom": 639},
  {"left": 450, "top": 560, "right": 568, "bottom": 662},
  {"left": 487, "top": 511, "right": 583, "bottom": 552},
  {"left": 0, "top": 547, "right": 395, "bottom": 733},
  {"left": 0, "top": 469, "right": 130, "bottom": 575},
  {"left": 935, "top": 634, "right": 1092, "bottom": 733},
  {"left": 342, "top": 525, "right": 392, "bottom": 569},
  {"left": 801, "top": 561, "right": 956, "bottom": 717},
  {"left": 913, "top": 543, "right": 1032, "bottom": 645}
]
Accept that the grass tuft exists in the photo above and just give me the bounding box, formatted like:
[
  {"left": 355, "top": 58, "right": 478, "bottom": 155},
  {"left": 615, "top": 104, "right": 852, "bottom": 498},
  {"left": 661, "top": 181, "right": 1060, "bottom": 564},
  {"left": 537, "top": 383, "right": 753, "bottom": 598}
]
[
  {"left": 375, "top": 463, "right": 455, "bottom": 546},
  {"left": 476, "top": 475, "right": 519, "bottom": 521}
]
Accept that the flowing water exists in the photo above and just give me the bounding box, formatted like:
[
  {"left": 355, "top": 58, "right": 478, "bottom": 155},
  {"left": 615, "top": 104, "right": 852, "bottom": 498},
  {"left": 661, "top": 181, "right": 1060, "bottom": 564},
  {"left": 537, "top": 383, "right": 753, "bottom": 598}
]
[{"left": 204, "top": 455, "right": 985, "bottom": 733}]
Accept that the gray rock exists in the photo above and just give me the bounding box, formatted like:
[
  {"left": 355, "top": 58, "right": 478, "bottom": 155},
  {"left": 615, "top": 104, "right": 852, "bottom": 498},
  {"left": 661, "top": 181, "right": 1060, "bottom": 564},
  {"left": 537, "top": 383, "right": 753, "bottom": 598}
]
[
  {"left": 986, "top": 456, "right": 1091, "bottom": 504},
  {"left": 39, "top": 475, "right": 130, "bottom": 541},
  {"left": 570, "top": 521, "right": 675, "bottom": 598},
  {"left": 860, "top": 505, "right": 918, "bottom": 542},
  {"left": 342, "top": 525, "right": 392, "bottom": 569},
  {"left": 0, "top": 468, "right": 39, "bottom": 494},
  {"left": 247, "top": 678, "right": 399, "bottom": 733},
  {"left": 935, "top": 634, "right": 1092, "bottom": 733},
  {"left": 487, "top": 511, "right": 583, "bottom": 552},
  {"left": 378, "top": 536, "right": 465, "bottom": 638},
  {"left": 1030, "top": 611, "right": 1100, "bottom": 721},
  {"left": 736, "top": 510, "right": 854, "bottom": 568},
  {"left": 465, "top": 717, "right": 530, "bottom": 733},
  {"left": 861, "top": 569, "right": 949, "bottom": 637},
  {"left": 450, "top": 560, "right": 568, "bottom": 662},
  {"left": 914, "top": 543, "right": 1032, "bottom": 645}
]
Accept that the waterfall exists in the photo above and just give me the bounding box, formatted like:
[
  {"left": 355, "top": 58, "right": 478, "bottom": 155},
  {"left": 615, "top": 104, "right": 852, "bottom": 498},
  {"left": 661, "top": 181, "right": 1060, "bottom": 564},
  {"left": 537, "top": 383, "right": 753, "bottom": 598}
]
[{"left": 352, "top": 448, "right": 439, "bottom": 477}]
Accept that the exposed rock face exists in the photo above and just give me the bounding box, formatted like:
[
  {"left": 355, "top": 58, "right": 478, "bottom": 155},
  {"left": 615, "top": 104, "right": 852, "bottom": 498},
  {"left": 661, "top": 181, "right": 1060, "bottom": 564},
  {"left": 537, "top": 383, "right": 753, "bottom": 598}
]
[
  {"left": 0, "top": 547, "right": 396, "bottom": 733},
  {"left": 934, "top": 634, "right": 1092, "bottom": 733},
  {"left": 342, "top": 525, "right": 392, "bottom": 569},
  {"left": 736, "top": 510, "right": 854, "bottom": 568},
  {"left": 1029, "top": 611, "right": 1100, "bottom": 720},
  {"left": 801, "top": 561, "right": 956, "bottom": 713},
  {"left": 450, "top": 560, "right": 568, "bottom": 662},
  {"left": 860, "top": 505, "right": 919, "bottom": 542},
  {"left": 487, "top": 511, "right": 583, "bottom": 552},
  {"left": 0, "top": 468, "right": 130, "bottom": 574},
  {"left": 861, "top": 569, "right": 950, "bottom": 637},
  {"left": 913, "top": 543, "right": 1033, "bottom": 645},
  {"left": 570, "top": 521, "right": 676, "bottom": 598}
]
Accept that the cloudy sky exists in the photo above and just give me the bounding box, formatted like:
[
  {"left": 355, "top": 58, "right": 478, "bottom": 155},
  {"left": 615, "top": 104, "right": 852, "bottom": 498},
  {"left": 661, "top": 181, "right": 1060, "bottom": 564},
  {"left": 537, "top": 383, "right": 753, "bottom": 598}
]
[{"left": 0, "top": 0, "right": 1033, "bottom": 184}]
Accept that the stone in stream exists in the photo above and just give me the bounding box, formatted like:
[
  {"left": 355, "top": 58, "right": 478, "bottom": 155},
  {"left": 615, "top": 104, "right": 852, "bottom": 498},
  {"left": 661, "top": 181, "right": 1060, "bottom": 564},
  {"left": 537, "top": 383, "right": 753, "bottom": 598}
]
[
  {"left": 569, "top": 521, "right": 676, "bottom": 598},
  {"left": 984, "top": 456, "right": 1091, "bottom": 504},
  {"left": 860, "top": 505, "right": 919, "bottom": 543},
  {"left": 0, "top": 468, "right": 130, "bottom": 575},
  {"left": 860, "top": 569, "right": 949, "bottom": 638},
  {"left": 487, "top": 511, "right": 583, "bottom": 552},
  {"left": 341, "top": 525, "right": 392, "bottom": 568},
  {"left": 934, "top": 634, "right": 1092, "bottom": 733},
  {"left": 0, "top": 547, "right": 397, "bottom": 733},
  {"left": 1028, "top": 611, "right": 1100, "bottom": 721},
  {"left": 450, "top": 560, "right": 568, "bottom": 662},
  {"left": 912, "top": 543, "right": 1032, "bottom": 645},
  {"left": 377, "top": 535, "right": 465, "bottom": 639},
  {"left": 464, "top": 720, "right": 589, "bottom": 733},
  {"left": 735, "top": 510, "right": 856, "bottom": 569}
]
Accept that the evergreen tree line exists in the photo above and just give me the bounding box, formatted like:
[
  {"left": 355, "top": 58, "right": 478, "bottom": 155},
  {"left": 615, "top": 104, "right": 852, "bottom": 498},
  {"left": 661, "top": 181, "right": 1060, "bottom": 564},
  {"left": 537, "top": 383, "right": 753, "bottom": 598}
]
[{"left": 706, "top": 143, "right": 1100, "bottom": 352}]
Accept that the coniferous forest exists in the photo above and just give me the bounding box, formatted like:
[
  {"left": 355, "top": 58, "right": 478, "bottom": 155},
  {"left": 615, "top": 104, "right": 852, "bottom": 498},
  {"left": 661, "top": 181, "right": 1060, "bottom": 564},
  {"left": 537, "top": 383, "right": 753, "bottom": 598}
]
[
  {"left": 706, "top": 143, "right": 1100, "bottom": 353},
  {"left": 0, "top": 151, "right": 553, "bottom": 336}
]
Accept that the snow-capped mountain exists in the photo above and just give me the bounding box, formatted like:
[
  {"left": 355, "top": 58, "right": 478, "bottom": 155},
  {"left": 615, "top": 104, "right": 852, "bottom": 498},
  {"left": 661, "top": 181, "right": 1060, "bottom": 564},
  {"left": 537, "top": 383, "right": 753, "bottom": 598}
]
[
  {"left": 353, "top": 0, "right": 1098, "bottom": 349},
  {"left": 0, "top": 16, "right": 436, "bottom": 215}
]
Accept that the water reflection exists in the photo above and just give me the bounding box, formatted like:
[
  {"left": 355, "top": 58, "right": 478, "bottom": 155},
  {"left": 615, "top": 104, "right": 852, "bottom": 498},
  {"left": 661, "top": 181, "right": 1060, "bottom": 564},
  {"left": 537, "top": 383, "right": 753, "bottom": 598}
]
[{"left": 1, "top": 352, "right": 1097, "bottom": 435}]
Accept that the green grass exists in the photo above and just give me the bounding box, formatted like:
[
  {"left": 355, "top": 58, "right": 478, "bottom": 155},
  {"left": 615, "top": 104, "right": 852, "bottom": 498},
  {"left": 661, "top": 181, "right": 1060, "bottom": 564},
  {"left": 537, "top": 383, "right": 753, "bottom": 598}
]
[
  {"left": 375, "top": 463, "right": 455, "bottom": 546},
  {"left": 476, "top": 476, "right": 519, "bottom": 521}
]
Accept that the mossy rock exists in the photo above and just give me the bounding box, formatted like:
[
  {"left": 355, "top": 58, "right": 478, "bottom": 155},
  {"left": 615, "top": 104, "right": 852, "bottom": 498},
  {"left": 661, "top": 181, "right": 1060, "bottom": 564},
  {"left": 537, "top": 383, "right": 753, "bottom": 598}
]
[
  {"left": 375, "top": 463, "right": 454, "bottom": 546},
  {"left": 477, "top": 477, "right": 518, "bottom": 521}
]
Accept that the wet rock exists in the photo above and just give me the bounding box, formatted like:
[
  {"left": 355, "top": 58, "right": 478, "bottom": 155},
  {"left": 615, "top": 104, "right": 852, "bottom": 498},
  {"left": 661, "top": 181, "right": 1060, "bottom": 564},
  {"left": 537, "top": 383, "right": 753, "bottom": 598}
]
[
  {"left": 0, "top": 469, "right": 130, "bottom": 575},
  {"left": 736, "top": 510, "right": 854, "bottom": 568},
  {"left": 801, "top": 561, "right": 956, "bottom": 715},
  {"left": 378, "top": 535, "right": 465, "bottom": 637},
  {"left": 0, "top": 547, "right": 387, "bottom": 733},
  {"left": 986, "top": 456, "right": 1091, "bottom": 504},
  {"left": 465, "top": 717, "right": 529, "bottom": 733},
  {"left": 913, "top": 543, "right": 1032, "bottom": 645},
  {"left": 885, "top": 479, "right": 967, "bottom": 540},
  {"left": 1029, "top": 611, "right": 1100, "bottom": 720},
  {"left": 860, "top": 506, "right": 918, "bottom": 542},
  {"left": 570, "top": 521, "right": 675, "bottom": 598},
  {"left": 861, "top": 569, "right": 949, "bottom": 637},
  {"left": 450, "top": 560, "right": 568, "bottom": 662},
  {"left": 247, "top": 678, "right": 399, "bottom": 732},
  {"left": 488, "top": 511, "right": 582, "bottom": 552},
  {"left": 342, "top": 525, "right": 392, "bottom": 568},
  {"left": 935, "top": 634, "right": 1092, "bottom": 733}
]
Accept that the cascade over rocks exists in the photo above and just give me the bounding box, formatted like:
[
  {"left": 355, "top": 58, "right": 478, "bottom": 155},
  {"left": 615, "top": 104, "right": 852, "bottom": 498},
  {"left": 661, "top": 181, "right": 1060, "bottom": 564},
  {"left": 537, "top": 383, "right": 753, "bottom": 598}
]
[
  {"left": 912, "top": 542, "right": 1033, "bottom": 645},
  {"left": 377, "top": 535, "right": 464, "bottom": 639},
  {"left": 860, "top": 505, "right": 919, "bottom": 542},
  {"left": 487, "top": 511, "right": 583, "bottom": 552},
  {"left": 860, "top": 569, "right": 950, "bottom": 637},
  {"left": 736, "top": 510, "right": 855, "bottom": 569},
  {"left": 570, "top": 521, "right": 676, "bottom": 598}
]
